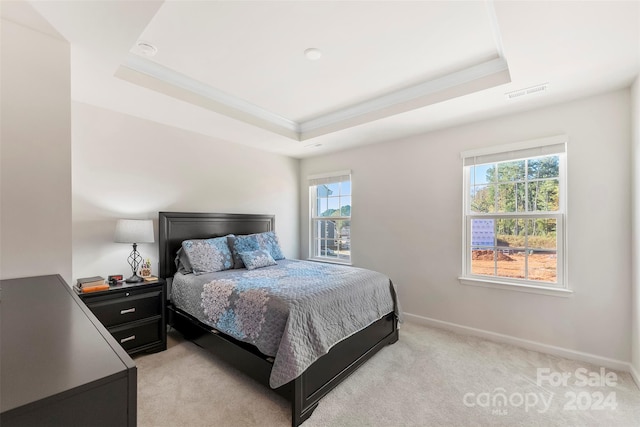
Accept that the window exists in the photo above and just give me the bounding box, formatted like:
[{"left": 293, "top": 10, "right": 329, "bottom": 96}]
[
  {"left": 308, "top": 171, "right": 351, "bottom": 264},
  {"left": 460, "top": 136, "right": 568, "bottom": 292}
]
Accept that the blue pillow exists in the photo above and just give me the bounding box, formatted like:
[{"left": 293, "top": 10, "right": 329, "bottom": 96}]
[
  {"left": 227, "top": 234, "right": 260, "bottom": 269},
  {"left": 181, "top": 237, "right": 233, "bottom": 275},
  {"left": 255, "top": 231, "right": 285, "bottom": 261},
  {"left": 228, "top": 231, "right": 285, "bottom": 269},
  {"left": 239, "top": 249, "right": 277, "bottom": 270}
]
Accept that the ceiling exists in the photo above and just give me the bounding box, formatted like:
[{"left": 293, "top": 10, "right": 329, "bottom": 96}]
[{"left": 4, "top": 0, "right": 639, "bottom": 158}]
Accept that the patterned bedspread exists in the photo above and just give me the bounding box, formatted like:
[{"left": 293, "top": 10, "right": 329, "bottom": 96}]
[{"left": 171, "top": 259, "right": 398, "bottom": 388}]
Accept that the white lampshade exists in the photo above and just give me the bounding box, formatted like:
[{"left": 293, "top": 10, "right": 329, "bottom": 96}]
[{"left": 114, "top": 219, "right": 155, "bottom": 243}]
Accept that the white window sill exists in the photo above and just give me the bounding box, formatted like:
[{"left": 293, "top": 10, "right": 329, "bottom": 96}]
[
  {"left": 307, "top": 257, "right": 352, "bottom": 266},
  {"left": 458, "top": 276, "right": 573, "bottom": 298}
]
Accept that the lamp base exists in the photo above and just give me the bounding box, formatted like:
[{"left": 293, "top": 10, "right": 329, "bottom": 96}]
[{"left": 125, "top": 274, "right": 144, "bottom": 283}]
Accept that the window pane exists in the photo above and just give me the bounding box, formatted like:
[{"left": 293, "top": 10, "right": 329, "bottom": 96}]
[
  {"left": 327, "top": 197, "right": 340, "bottom": 213},
  {"left": 526, "top": 219, "right": 557, "bottom": 283},
  {"left": 495, "top": 218, "right": 526, "bottom": 279},
  {"left": 338, "top": 238, "right": 350, "bottom": 250},
  {"left": 497, "top": 248, "right": 525, "bottom": 280},
  {"left": 471, "top": 248, "right": 495, "bottom": 276},
  {"left": 528, "top": 218, "right": 557, "bottom": 249},
  {"left": 527, "top": 156, "right": 559, "bottom": 180},
  {"left": 497, "top": 183, "right": 517, "bottom": 212},
  {"left": 496, "top": 218, "right": 526, "bottom": 248},
  {"left": 527, "top": 251, "right": 556, "bottom": 283},
  {"left": 337, "top": 238, "right": 350, "bottom": 260},
  {"left": 317, "top": 198, "right": 328, "bottom": 216},
  {"left": 316, "top": 220, "right": 338, "bottom": 241},
  {"left": 325, "top": 182, "right": 339, "bottom": 196},
  {"left": 318, "top": 194, "right": 351, "bottom": 218},
  {"left": 340, "top": 181, "right": 352, "bottom": 196},
  {"left": 321, "top": 239, "right": 337, "bottom": 258},
  {"left": 471, "top": 219, "right": 494, "bottom": 247},
  {"left": 340, "top": 196, "right": 351, "bottom": 216},
  {"left": 326, "top": 242, "right": 338, "bottom": 258},
  {"left": 473, "top": 164, "right": 494, "bottom": 185},
  {"left": 516, "top": 182, "right": 526, "bottom": 212},
  {"left": 470, "top": 184, "right": 495, "bottom": 213},
  {"left": 527, "top": 179, "right": 559, "bottom": 212},
  {"left": 497, "top": 160, "right": 525, "bottom": 182},
  {"left": 335, "top": 220, "right": 350, "bottom": 238},
  {"left": 317, "top": 185, "right": 332, "bottom": 197},
  {"left": 497, "top": 183, "right": 526, "bottom": 213}
]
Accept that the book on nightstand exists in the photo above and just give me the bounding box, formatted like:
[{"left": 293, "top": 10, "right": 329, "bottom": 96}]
[
  {"left": 77, "top": 276, "right": 106, "bottom": 288},
  {"left": 75, "top": 284, "right": 110, "bottom": 293}
]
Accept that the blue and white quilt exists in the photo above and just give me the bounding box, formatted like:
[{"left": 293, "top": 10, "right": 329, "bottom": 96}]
[{"left": 171, "top": 259, "right": 398, "bottom": 388}]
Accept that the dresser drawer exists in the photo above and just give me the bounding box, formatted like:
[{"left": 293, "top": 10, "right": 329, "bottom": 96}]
[
  {"left": 85, "top": 290, "right": 162, "bottom": 327},
  {"left": 110, "top": 318, "right": 162, "bottom": 352}
]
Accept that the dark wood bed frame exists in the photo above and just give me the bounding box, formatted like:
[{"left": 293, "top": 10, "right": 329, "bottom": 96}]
[{"left": 159, "top": 212, "right": 399, "bottom": 427}]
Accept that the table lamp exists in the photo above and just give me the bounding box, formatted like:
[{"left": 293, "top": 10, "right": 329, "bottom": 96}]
[{"left": 114, "top": 219, "right": 154, "bottom": 283}]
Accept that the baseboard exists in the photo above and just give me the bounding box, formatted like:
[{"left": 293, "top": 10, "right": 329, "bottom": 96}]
[
  {"left": 404, "top": 312, "right": 633, "bottom": 374},
  {"left": 631, "top": 364, "right": 640, "bottom": 390}
]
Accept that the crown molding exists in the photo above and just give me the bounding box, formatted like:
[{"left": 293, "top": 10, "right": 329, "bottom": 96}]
[
  {"left": 298, "top": 57, "right": 510, "bottom": 139},
  {"left": 117, "top": 55, "right": 510, "bottom": 141},
  {"left": 116, "top": 55, "right": 301, "bottom": 140}
]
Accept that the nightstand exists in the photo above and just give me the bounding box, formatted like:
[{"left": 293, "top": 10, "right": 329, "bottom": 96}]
[{"left": 77, "top": 279, "right": 166, "bottom": 356}]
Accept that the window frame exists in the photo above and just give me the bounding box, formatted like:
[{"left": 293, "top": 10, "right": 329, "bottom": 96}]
[
  {"left": 308, "top": 171, "right": 352, "bottom": 265},
  {"left": 459, "top": 136, "right": 571, "bottom": 296}
]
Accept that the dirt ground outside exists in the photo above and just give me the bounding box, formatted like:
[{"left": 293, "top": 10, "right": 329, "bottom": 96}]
[{"left": 471, "top": 250, "right": 557, "bottom": 283}]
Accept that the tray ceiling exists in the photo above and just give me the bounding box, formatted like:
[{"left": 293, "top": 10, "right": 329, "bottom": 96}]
[{"left": 115, "top": 1, "right": 510, "bottom": 140}]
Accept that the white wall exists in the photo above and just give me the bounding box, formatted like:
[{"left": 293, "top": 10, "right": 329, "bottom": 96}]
[
  {"left": 0, "top": 18, "right": 72, "bottom": 283},
  {"left": 301, "top": 89, "right": 632, "bottom": 363},
  {"left": 72, "top": 102, "right": 299, "bottom": 283},
  {"left": 632, "top": 75, "right": 640, "bottom": 381}
]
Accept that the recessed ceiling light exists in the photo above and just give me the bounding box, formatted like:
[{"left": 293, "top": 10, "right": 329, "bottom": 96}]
[
  {"left": 304, "top": 48, "right": 322, "bottom": 61},
  {"left": 135, "top": 41, "right": 158, "bottom": 57}
]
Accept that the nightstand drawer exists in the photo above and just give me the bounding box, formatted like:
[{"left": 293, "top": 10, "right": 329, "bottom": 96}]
[
  {"left": 110, "top": 319, "right": 162, "bottom": 352},
  {"left": 86, "top": 291, "right": 162, "bottom": 327}
]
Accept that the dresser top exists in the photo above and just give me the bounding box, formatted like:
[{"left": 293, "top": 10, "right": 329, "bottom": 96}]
[{"left": 0, "top": 275, "right": 134, "bottom": 413}]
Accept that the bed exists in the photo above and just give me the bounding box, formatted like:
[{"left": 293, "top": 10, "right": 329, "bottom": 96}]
[{"left": 159, "top": 212, "right": 399, "bottom": 426}]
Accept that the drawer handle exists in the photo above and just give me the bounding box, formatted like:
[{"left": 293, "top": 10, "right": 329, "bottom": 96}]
[
  {"left": 120, "top": 308, "right": 136, "bottom": 315},
  {"left": 120, "top": 335, "right": 136, "bottom": 343}
]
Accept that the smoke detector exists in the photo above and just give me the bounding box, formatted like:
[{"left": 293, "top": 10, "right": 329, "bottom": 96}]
[{"left": 134, "top": 41, "right": 158, "bottom": 57}]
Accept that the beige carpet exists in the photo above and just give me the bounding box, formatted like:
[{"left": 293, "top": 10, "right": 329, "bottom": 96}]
[{"left": 135, "top": 323, "right": 640, "bottom": 426}]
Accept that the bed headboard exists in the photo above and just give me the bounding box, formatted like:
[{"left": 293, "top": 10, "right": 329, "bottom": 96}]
[{"left": 158, "top": 212, "right": 275, "bottom": 279}]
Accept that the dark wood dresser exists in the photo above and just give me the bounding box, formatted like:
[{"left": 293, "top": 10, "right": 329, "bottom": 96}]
[{"left": 0, "top": 275, "right": 137, "bottom": 427}]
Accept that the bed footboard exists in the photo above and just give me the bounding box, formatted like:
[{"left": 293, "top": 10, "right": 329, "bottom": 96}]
[
  {"left": 291, "top": 313, "right": 398, "bottom": 426},
  {"left": 168, "top": 304, "right": 398, "bottom": 427}
]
